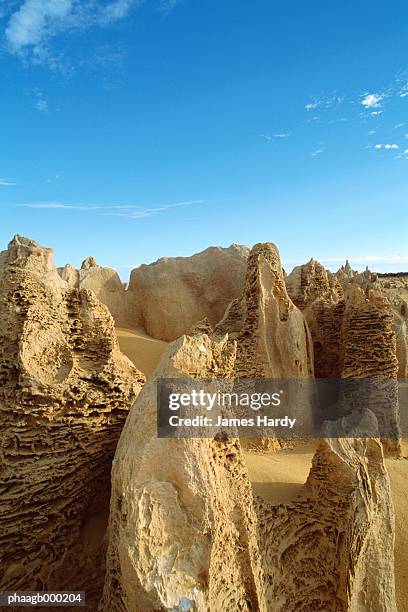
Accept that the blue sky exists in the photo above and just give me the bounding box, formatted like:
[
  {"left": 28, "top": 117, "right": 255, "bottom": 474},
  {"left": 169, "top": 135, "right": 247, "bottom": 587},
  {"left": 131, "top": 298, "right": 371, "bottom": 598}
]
[{"left": 1, "top": 0, "right": 408, "bottom": 278}]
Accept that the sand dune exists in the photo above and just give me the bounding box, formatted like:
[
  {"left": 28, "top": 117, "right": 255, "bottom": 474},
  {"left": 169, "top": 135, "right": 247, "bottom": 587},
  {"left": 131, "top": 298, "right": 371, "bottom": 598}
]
[{"left": 116, "top": 326, "right": 168, "bottom": 378}]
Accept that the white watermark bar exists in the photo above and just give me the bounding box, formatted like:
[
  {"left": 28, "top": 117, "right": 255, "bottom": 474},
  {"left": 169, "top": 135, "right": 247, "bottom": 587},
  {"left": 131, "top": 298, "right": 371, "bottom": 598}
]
[
  {"left": 157, "top": 378, "right": 407, "bottom": 439},
  {"left": 0, "top": 592, "right": 85, "bottom": 607}
]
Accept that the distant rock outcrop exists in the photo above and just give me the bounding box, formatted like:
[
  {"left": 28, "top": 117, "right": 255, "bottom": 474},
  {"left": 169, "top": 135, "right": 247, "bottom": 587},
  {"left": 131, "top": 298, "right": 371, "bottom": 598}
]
[
  {"left": 128, "top": 244, "right": 249, "bottom": 341},
  {"left": 286, "top": 258, "right": 401, "bottom": 455},
  {"left": 58, "top": 257, "right": 134, "bottom": 328},
  {"left": 0, "top": 236, "right": 145, "bottom": 607},
  {"left": 59, "top": 245, "right": 249, "bottom": 342},
  {"left": 216, "top": 243, "right": 314, "bottom": 379}
]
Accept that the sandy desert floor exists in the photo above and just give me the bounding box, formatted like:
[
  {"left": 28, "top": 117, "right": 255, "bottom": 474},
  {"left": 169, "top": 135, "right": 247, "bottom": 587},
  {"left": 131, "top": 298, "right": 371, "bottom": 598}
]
[
  {"left": 115, "top": 328, "right": 408, "bottom": 612},
  {"left": 116, "top": 326, "right": 168, "bottom": 378}
]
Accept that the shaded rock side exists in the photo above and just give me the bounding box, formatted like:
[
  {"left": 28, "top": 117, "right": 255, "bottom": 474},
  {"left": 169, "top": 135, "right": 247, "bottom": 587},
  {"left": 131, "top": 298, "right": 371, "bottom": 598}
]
[
  {"left": 340, "top": 287, "right": 401, "bottom": 456},
  {"left": 100, "top": 334, "right": 267, "bottom": 612},
  {"left": 286, "top": 259, "right": 345, "bottom": 378},
  {"left": 215, "top": 243, "right": 314, "bottom": 379},
  {"left": 128, "top": 244, "right": 249, "bottom": 341},
  {"left": 0, "top": 236, "right": 145, "bottom": 607},
  {"left": 256, "top": 437, "right": 396, "bottom": 612}
]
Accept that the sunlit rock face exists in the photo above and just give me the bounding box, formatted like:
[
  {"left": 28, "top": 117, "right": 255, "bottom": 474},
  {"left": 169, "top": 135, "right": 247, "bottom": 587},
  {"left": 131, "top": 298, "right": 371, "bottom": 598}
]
[
  {"left": 0, "top": 236, "right": 145, "bottom": 607},
  {"left": 127, "top": 244, "right": 249, "bottom": 341},
  {"left": 100, "top": 334, "right": 267, "bottom": 612}
]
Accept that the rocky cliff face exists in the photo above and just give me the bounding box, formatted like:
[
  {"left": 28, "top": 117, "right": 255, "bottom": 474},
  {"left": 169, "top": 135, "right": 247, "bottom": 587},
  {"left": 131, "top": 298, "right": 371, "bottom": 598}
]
[{"left": 0, "top": 236, "right": 145, "bottom": 607}]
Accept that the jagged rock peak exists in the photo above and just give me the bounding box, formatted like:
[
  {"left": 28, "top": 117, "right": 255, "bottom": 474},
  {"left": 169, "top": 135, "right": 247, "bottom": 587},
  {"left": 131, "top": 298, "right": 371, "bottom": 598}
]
[
  {"left": 286, "top": 257, "right": 343, "bottom": 310},
  {"left": 81, "top": 255, "right": 99, "bottom": 269},
  {"left": 3, "top": 234, "right": 66, "bottom": 290}
]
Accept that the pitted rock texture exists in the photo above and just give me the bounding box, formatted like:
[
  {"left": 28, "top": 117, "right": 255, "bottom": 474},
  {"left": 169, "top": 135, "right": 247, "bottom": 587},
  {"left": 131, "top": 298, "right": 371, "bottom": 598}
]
[
  {"left": 100, "top": 334, "right": 268, "bottom": 612},
  {"left": 286, "top": 258, "right": 343, "bottom": 311},
  {"left": 0, "top": 236, "right": 145, "bottom": 607},
  {"left": 128, "top": 244, "right": 249, "bottom": 341},
  {"left": 340, "top": 287, "right": 401, "bottom": 456},
  {"left": 256, "top": 437, "right": 396, "bottom": 612},
  {"left": 285, "top": 258, "right": 401, "bottom": 454},
  {"left": 216, "top": 243, "right": 314, "bottom": 379}
]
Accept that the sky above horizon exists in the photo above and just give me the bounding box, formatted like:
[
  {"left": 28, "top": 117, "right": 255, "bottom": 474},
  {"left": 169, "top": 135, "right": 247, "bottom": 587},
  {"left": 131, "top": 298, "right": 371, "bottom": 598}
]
[{"left": 1, "top": 0, "right": 408, "bottom": 279}]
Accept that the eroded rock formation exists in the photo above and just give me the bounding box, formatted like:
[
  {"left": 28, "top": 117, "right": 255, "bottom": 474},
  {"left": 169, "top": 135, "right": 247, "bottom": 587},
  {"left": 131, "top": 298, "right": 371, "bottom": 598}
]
[
  {"left": 257, "top": 436, "right": 396, "bottom": 612},
  {"left": 59, "top": 257, "right": 134, "bottom": 328},
  {"left": 100, "top": 334, "right": 267, "bottom": 612},
  {"left": 101, "top": 330, "right": 397, "bottom": 611},
  {"left": 286, "top": 259, "right": 401, "bottom": 455},
  {"left": 0, "top": 236, "right": 145, "bottom": 607},
  {"left": 216, "top": 243, "right": 314, "bottom": 379}
]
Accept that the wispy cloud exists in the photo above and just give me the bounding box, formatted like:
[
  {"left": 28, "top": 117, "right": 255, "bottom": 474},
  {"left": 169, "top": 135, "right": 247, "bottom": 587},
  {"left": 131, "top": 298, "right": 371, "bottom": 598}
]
[
  {"left": 0, "top": 178, "right": 16, "bottom": 186},
  {"left": 311, "top": 148, "right": 324, "bottom": 157},
  {"left": 260, "top": 132, "right": 291, "bottom": 141},
  {"left": 361, "top": 93, "right": 383, "bottom": 109},
  {"left": 17, "top": 199, "right": 204, "bottom": 218},
  {"left": 3, "top": 0, "right": 158, "bottom": 69},
  {"left": 305, "top": 94, "right": 344, "bottom": 112}
]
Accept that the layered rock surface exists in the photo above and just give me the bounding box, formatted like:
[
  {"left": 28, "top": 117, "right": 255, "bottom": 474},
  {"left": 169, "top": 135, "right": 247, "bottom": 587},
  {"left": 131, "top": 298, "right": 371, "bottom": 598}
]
[{"left": 0, "top": 236, "right": 145, "bottom": 606}]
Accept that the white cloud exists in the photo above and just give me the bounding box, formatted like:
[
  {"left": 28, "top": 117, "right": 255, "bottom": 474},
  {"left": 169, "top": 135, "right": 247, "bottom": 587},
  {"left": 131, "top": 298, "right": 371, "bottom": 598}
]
[
  {"left": 395, "top": 123, "right": 405, "bottom": 129},
  {"left": 0, "top": 178, "right": 16, "bottom": 186},
  {"left": 374, "top": 143, "right": 399, "bottom": 150},
  {"left": 5, "top": 0, "right": 74, "bottom": 52},
  {"left": 368, "top": 130, "right": 376, "bottom": 135},
  {"left": 305, "top": 101, "right": 320, "bottom": 111},
  {"left": 4, "top": 0, "right": 142, "bottom": 68},
  {"left": 361, "top": 93, "right": 383, "bottom": 109},
  {"left": 35, "top": 98, "right": 48, "bottom": 111},
  {"left": 311, "top": 148, "right": 324, "bottom": 157},
  {"left": 260, "top": 132, "right": 291, "bottom": 140},
  {"left": 18, "top": 199, "right": 204, "bottom": 218}
]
